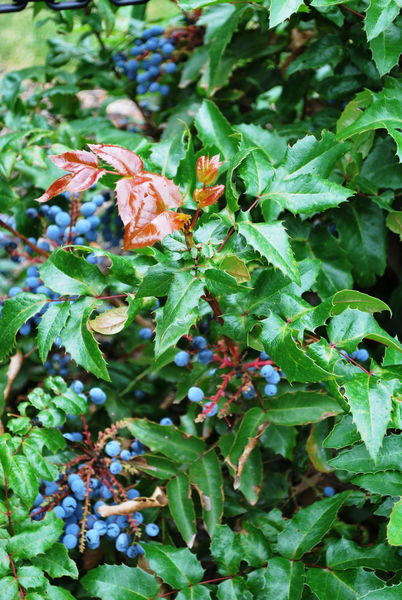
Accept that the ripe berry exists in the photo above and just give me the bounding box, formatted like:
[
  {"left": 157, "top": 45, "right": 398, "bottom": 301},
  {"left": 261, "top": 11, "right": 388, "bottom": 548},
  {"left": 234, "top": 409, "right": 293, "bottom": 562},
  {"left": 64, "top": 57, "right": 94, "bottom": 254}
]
[
  {"left": 188, "top": 386, "right": 204, "bottom": 402},
  {"left": 63, "top": 534, "right": 78, "bottom": 549},
  {"left": 145, "top": 523, "right": 159, "bottom": 537},
  {"left": 47, "top": 225, "right": 62, "bottom": 241},
  {"left": 266, "top": 370, "right": 281, "bottom": 385},
  {"left": 55, "top": 211, "right": 71, "bottom": 227},
  {"left": 149, "top": 82, "right": 160, "bottom": 93},
  {"left": 53, "top": 506, "right": 66, "bottom": 519},
  {"left": 174, "top": 351, "right": 190, "bottom": 367},
  {"left": 86, "top": 529, "right": 100, "bottom": 548},
  {"left": 242, "top": 386, "right": 256, "bottom": 399},
  {"left": 107, "top": 523, "right": 120, "bottom": 538},
  {"left": 139, "top": 327, "right": 153, "bottom": 340},
  {"left": 203, "top": 401, "right": 218, "bottom": 416},
  {"left": 261, "top": 364, "right": 274, "bottom": 378},
  {"left": 192, "top": 336, "right": 207, "bottom": 350},
  {"left": 160, "top": 84, "right": 170, "bottom": 96},
  {"left": 75, "top": 219, "right": 91, "bottom": 234},
  {"left": 126, "top": 546, "right": 138, "bottom": 558},
  {"left": 127, "top": 488, "right": 140, "bottom": 499},
  {"left": 353, "top": 349, "right": 369, "bottom": 362},
  {"left": 110, "top": 461, "right": 123, "bottom": 475},
  {"left": 105, "top": 441, "right": 121, "bottom": 457},
  {"left": 65, "top": 523, "right": 80, "bottom": 536},
  {"left": 70, "top": 380, "right": 84, "bottom": 394},
  {"left": 163, "top": 62, "right": 176, "bottom": 74},
  {"left": 323, "top": 486, "right": 336, "bottom": 497},
  {"left": 161, "top": 42, "right": 174, "bottom": 55},
  {"left": 264, "top": 384, "right": 277, "bottom": 396},
  {"left": 93, "top": 520, "right": 107, "bottom": 535},
  {"left": 62, "top": 496, "right": 77, "bottom": 516},
  {"left": 160, "top": 417, "right": 173, "bottom": 425},
  {"left": 120, "top": 449, "right": 132, "bottom": 461},
  {"left": 80, "top": 202, "right": 97, "bottom": 217},
  {"left": 89, "top": 387, "right": 107, "bottom": 405},
  {"left": 197, "top": 349, "right": 213, "bottom": 365},
  {"left": 116, "top": 532, "right": 130, "bottom": 552},
  {"left": 9, "top": 286, "right": 22, "bottom": 297}
]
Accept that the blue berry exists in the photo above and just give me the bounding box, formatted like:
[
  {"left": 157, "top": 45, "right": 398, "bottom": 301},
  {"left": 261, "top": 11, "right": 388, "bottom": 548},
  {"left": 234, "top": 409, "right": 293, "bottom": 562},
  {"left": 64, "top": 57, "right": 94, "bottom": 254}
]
[
  {"left": 70, "top": 380, "right": 84, "bottom": 394},
  {"left": 33, "top": 493, "right": 43, "bottom": 507},
  {"left": 188, "top": 386, "right": 204, "bottom": 402},
  {"left": 264, "top": 384, "right": 277, "bottom": 396},
  {"left": 161, "top": 42, "right": 174, "bottom": 55},
  {"left": 145, "top": 523, "right": 159, "bottom": 537},
  {"left": 203, "top": 402, "right": 218, "bottom": 417},
  {"left": 105, "top": 441, "right": 121, "bottom": 457},
  {"left": 266, "top": 370, "right": 281, "bottom": 385},
  {"left": 93, "top": 194, "right": 105, "bottom": 207},
  {"left": 107, "top": 523, "right": 120, "bottom": 538},
  {"left": 146, "top": 38, "right": 159, "bottom": 51},
  {"left": 86, "top": 529, "right": 100, "bottom": 548},
  {"left": 75, "top": 219, "right": 91, "bottom": 234},
  {"left": 126, "top": 546, "right": 138, "bottom": 558},
  {"left": 139, "top": 327, "right": 153, "bottom": 340},
  {"left": 27, "top": 266, "right": 39, "bottom": 277},
  {"left": 134, "top": 511, "right": 144, "bottom": 524},
  {"left": 163, "top": 62, "right": 176, "bottom": 74},
  {"left": 110, "top": 461, "right": 123, "bottom": 475},
  {"left": 89, "top": 387, "right": 107, "bottom": 405},
  {"left": 62, "top": 496, "right": 77, "bottom": 516},
  {"left": 149, "top": 82, "right": 160, "bottom": 93},
  {"left": 137, "top": 84, "right": 148, "bottom": 95},
  {"left": 19, "top": 323, "right": 31, "bottom": 336},
  {"left": 88, "top": 215, "right": 100, "bottom": 229},
  {"left": 137, "top": 72, "right": 151, "bottom": 84},
  {"left": 192, "top": 336, "right": 207, "bottom": 350},
  {"left": 148, "top": 65, "right": 160, "bottom": 77},
  {"left": 26, "top": 207, "right": 38, "bottom": 219},
  {"left": 160, "top": 84, "right": 170, "bottom": 96},
  {"left": 116, "top": 533, "right": 130, "bottom": 552},
  {"left": 55, "top": 211, "right": 71, "bottom": 227},
  {"left": 261, "top": 364, "right": 274, "bottom": 378},
  {"left": 127, "top": 489, "right": 140, "bottom": 499},
  {"left": 65, "top": 523, "right": 80, "bottom": 536},
  {"left": 197, "top": 349, "right": 213, "bottom": 365},
  {"left": 242, "top": 386, "right": 256, "bottom": 399},
  {"left": 53, "top": 506, "right": 66, "bottom": 519},
  {"left": 80, "top": 202, "right": 97, "bottom": 217},
  {"left": 45, "top": 481, "right": 59, "bottom": 495},
  {"left": 63, "top": 534, "right": 78, "bottom": 549},
  {"left": 120, "top": 449, "right": 132, "bottom": 461},
  {"left": 174, "top": 351, "right": 190, "bottom": 367},
  {"left": 160, "top": 417, "right": 173, "bottom": 426},
  {"left": 93, "top": 520, "right": 107, "bottom": 535},
  {"left": 353, "top": 349, "right": 369, "bottom": 362},
  {"left": 150, "top": 53, "right": 162, "bottom": 65},
  {"left": 324, "top": 486, "right": 336, "bottom": 497},
  {"left": 47, "top": 225, "right": 62, "bottom": 241},
  {"left": 37, "top": 240, "right": 50, "bottom": 252},
  {"left": 9, "top": 286, "right": 22, "bottom": 297}
]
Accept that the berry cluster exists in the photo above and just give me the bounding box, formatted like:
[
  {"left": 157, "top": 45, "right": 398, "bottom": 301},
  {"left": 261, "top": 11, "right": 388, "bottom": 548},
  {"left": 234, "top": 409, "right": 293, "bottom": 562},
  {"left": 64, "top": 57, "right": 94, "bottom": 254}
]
[
  {"left": 31, "top": 422, "right": 162, "bottom": 557},
  {"left": 114, "top": 26, "right": 177, "bottom": 103}
]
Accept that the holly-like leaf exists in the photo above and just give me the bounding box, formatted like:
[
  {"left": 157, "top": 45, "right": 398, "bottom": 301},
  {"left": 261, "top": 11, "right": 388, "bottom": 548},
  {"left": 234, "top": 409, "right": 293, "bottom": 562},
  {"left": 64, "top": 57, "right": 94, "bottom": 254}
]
[
  {"left": 387, "top": 497, "right": 402, "bottom": 545},
  {"left": 306, "top": 567, "right": 385, "bottom": 599},
  {"left": 0, "top": 293, "right": 47, "bottom": 361},
  {"left": 7, "top": 512, "right": 63, "bottom": 559},
  {"left": 266, "top": 391, "right": 342, "bottom": 426},
  {"left": 277, "top": 492, "right": 350, "bottom": 559},
  {"left": 238, "top": 221, "right": 300, "bottom": 283},
  {"left": 269, "top": 0, "right": 304, "bottom": 28},
  {"left": 32, "top": 543, "right": 79, "bottom": 579},
  {"left": 326, "top": 538, "right": 401, "bottom": 571},
  {"left": 344, "top": 373, "right": 396, "bottom": 460},
  {"left": 167, "top": 474, "right": 197, "bottom": 547},
  {"left": 81, "top": 565, "right": 159, "bottom": 600},
  {"left": 144, "top": 544, "right": 203, "bottom": 589},
  {"left": 364, "top": 0, "right": 402, "bottom": 41},
  {"left": 195, "top": 100, "right": 239, "bottom": 160},
  {"left": 328, "top": 434, "right": 402, "bottom": 473},
  {"left": 37, "top": 301, "right": 71, "bottom": 362},
  {"left": 189, "top": 449, "right": 224, "bottom": 536},
  {"left": 352, "top": 471, "right": 402, "bottom": 496},
  {"left": 370, "top": 18, "right": 402, "bottom": 77},
  {"left": 88, "top": 143, "right": 143, "bottom": 176},
  {"left": 331, "top": 290, "right": 391, "bottom": 315},
  {"left": 0, "top": 436, "right": 38, "bottom": 508},
  {"left": 39, "top": 249, "right": 106, "bottom": 296}
]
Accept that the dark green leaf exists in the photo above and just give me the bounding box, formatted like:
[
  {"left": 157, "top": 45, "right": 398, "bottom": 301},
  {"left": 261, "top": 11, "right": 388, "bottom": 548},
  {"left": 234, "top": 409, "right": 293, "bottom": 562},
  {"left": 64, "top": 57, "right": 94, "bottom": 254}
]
[
  {"left": 266, "top": 391, "right": 342, "bottom": 425},
  {"left": 37, "top": 301, "right": 71, "bottom": 362},
  {"left": 81, "top": 565, "right": 159, "bottom": 600},
  {"left": 189, "top": 449, "right": 223, "bottom": 536},
  {"left": 167, "top": 474, "right": 197, "bottom": 547},
  {"left": 144, "top": 543, "right": 203, "bottom": 588}
]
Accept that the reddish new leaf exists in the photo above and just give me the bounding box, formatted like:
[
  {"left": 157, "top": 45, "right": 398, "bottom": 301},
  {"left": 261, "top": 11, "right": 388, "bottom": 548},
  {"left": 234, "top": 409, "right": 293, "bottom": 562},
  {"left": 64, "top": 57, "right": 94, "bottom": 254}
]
[
  {"left": 89, "top": 144, "right": 143, "bottom": 177},
  {"left": 116, "top": 177, "right": 189, "bottom": 249},
  {"left": 196, "top": 154, "right": 223, "bottom": 185},
  {"left": 194, "top": 184, "right": 225, "bottom": 208},
  {"left": 50, "top": 150, "right": 99, "bottom": 173}
]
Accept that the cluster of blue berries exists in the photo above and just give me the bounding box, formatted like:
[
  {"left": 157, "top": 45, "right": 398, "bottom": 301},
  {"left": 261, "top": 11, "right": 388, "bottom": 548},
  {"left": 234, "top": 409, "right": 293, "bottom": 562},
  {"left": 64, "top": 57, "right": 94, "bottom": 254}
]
[
  {"left": 174, "top": 336, "right": 214, "bottom": 368},
  {"left": 114, "top": 26, "right": 177, "bottom": 103},
  {"left": 31, "top": 433, "right": 162, "bottom": 556},
  {"left": 260, "top": 362, "right": 281, "bottom": 396},
  {"left": 68, "top": 379, "right": 108, "bottom": 406}
]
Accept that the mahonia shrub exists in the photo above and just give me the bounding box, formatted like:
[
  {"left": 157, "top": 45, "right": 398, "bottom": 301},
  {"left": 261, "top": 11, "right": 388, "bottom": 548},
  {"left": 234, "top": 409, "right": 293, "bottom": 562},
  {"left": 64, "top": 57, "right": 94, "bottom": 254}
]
[{"left": 1, "top": 1, "right": 402, "bottom": 599}]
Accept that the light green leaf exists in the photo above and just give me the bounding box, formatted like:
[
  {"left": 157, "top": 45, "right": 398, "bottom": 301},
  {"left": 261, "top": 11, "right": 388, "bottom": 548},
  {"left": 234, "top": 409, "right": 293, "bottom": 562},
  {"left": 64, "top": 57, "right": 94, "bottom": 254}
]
[
  {"left": 7, "top": 512, "right": 63, "bottom": 559},
  {"left": 167, "top": 474, "right": 197, "bottom": 547},
  {"left": 370, "top": 18, "right": 402, "bottom": 77},
  {"left": 189, "top": 449, "right": 223, "bottom": 536},
  {"left": 0, "top": 436, "right": 38, "bottom": 508},
  {"left": 195, "top": 100, "right": 239, "bottom": 160},
  {"left": 360, "top": 583, "right": 402, "bottom": 598},
  {"left": 331, "top": 290, "right": 391, "bottom": 315},
  {"left": 326, "top": 538, "right": 401, "bottom": 570},
  {"left": 387, "top": 498, "right": 402, "bottom": 545},
  {"left": 39, "top": 248, "right": 106, "bottom": 296},
  {"left": 353, "top": 471, "right": 402, "bottom": 496},
  {"left": 175, "top": 586, "right": 212, "bottom": 600},
  {"left": 254, "top": 558, "right": 304, "bottom": 600},
  {"left": 269, "top": 0, "right": 304, "bottom": 28},
  {"left": 16, "top": 566, "right": 46, "bottom": 590},
  {"left": 155, "top": 272, "right": 204, "bottom": 356},
  {"left": 37, "top": 301, "right": 71, "bottom": 362},
  {"left": 217, "top": 576, "right": 253, "bottom": 600},
  {"left": 211, "top": 525, "right": 243, "bottom": 574},
  {"left": 266, "top": 391, "right": 342, "bottom": 425},
  {"left": 364, "top": 0, "right": 402, "bottom": 41},
  {"left": 386, "top": 210, "right": 402, "bottom": 238},
  {"left": 238, "top": 221, "right": 300, "bottom": 283},
  {"left": 32, "top": 542, "right": 79, "bottom": 579},
  {"left": 145, "top": 544, "right": 203, "bottom": 589},
  {"left": 277, "top": 492, "right": 349, "bottom": 559},
  {"left": 81, "top": 565, "right": 158, "bottom": 600},
  {"left": 0, "top": 293, "right": 47, "bottom": 361},
  {"left": 306, "top": 567, "right": 385, "bottom": 599}
]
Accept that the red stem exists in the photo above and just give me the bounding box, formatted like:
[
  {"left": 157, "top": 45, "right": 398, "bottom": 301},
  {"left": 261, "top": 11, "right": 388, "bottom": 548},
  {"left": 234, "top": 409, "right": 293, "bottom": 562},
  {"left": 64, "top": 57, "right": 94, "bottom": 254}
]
[{"left": 0, "top": 218, "right": 50, "bottom": 257}]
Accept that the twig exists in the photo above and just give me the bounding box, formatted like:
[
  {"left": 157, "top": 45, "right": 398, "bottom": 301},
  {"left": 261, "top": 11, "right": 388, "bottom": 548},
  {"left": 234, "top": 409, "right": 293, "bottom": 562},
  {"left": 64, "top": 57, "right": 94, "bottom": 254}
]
[
  {"left": 340, "top": 4, "right": 365, "bottom": 18},
  {"left": 0, "top": 218, "right": 50, "bottom": 257}
]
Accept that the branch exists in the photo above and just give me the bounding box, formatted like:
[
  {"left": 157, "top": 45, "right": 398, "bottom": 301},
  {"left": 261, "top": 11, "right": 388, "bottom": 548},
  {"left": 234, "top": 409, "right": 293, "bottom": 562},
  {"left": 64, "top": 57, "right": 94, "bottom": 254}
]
[
  {"left": 0, "top": 218, "right": 50, "bottom": 257},
  {"left": 340, "top": 4, "right": 365, "bottom": 18}
]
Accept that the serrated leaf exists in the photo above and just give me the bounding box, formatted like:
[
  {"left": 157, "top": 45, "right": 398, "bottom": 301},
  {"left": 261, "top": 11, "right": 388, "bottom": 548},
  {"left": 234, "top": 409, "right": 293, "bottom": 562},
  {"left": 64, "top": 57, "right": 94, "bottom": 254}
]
[
  {"left": 387, "top": 497, "right": 402, "bottom": 545},
  {"left": 253, "top": 558, "right": 304, "bottom": 600},
  {"left": 189, "top": 449, "right": 223, "bottom": 536},
  {"left": 175, "top": 586, "right": 212, "bottom": 600},
  {"left": 386, "top": 210, "right": 402, "bottom": 238},
  {"left": 0, "top": 436, "right": 38, "bottom": 508},
  {"left": 238, "top": 221, "right": 300, "bottom": 282},
  {"left": 167, "top": 474, "right": 197, "bottom": 547},
  {"left": 61, "top": 297, "right": 110, "bottom": 381},
  {"left": 352, "top": 471, "right": 402, "bottom": 496},
  {"left": 277, "top": 492, "right": 350, "bottom": 559},
  {"left": 16, "top": 565, "right": 46, "bottom": 590},
  {"left": 217, "top": 576, "right": 253, "bottom": 600},
  {"left": 359, "top": 583, "right": 402, "bottom": 598},
  {"left": 81, "top": 565, "right": 159, "bottom": 600},
  {"left": 344, "top": 373, "right": 395, "bottom": 460},
  {"left": 37, "top": 301, "right": 71, "bottom": 362},
  {"left": 328, "top": 434, "right": 402, "bottom": 473},
  {"left": 370, "top": 18, "right": 402, "bottom": 76},
  {"left": 326, "top": 538, "right": 401, "bottom": 570},
  {"left": 7, "top": 512, "right": 63, "bottom": 559},
  {"left": 331, "top": 290, "right": 390, "bottom": 315},
  {"left": 266, "top": 391, "right": 342, "bottom": 425},
  {"left": 32, "top": 542, "right": 78, "bottom": 579},
  {"left": 0, "top": 293, "right": 47, "bottom": 361},
  {"left": 269, "top": 0, "right": 304, "bottom": 27},
  {"left": 89, "top": 306, "right": 129, "bottom": 335},
  {"left": 155, "top": 272, "right": 204, "bottom": 356},
  {"left": 39, "top": 249, "right": 106, "bottom": 296},
  {"left": 144, "top": 544, "right": 203, "bottom": 589},
  {"left": 211, "top": 525, "right": 243, "bottom": 575},
  {"left": 306, "top": 567, "right": 385, "bottom": 599},
  {"left": 195, "top": 100, "right": 239, "bottom": 160},
  {"left": 128, "top": 419, "right": 206, "bottom": 463},
  {"left": 323, "top": 415, "right": 360, "bottom": 448},
  {"left": 364, "top": 0, "right": 402, "bottom": 41}
]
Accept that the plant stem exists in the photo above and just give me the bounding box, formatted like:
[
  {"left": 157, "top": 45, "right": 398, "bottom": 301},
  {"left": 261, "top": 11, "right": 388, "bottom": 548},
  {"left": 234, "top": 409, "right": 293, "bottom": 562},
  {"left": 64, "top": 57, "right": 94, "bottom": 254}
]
[{"left": 0, "top": 218, "right": 50, "bottom": 257}]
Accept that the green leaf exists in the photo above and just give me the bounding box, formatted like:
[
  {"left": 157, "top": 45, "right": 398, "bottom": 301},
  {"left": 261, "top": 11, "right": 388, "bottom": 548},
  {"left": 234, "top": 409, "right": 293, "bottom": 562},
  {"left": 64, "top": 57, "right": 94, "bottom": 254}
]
[
  {"left": 266, "top": 391, "right": 342, "bottom": 425},
  {"left": 356, "top": 583, "right": 402, "bottom": 599},
  {"left": 211, "top": 525, "right": 243, "bottom": 575},
  {"left": 81, "top": 565, "right": 159, "bottom": 600},
  {"left": 61, "top": 297, "right": 110, "bottom": 381},
  {"left": 144, "top": 544, "right": 203, "bottom": 589},
  {"left": 328, "top": 309, "right": 402, "bottom": 353},
  {"left": 306, "top": 567, "right": 385, "bottom": 599},
  {"left": 0, "top": 576, "right": 19, "bottom": 599},
  {"left": 39, "top": 248, "right": 106, "bottom": 296},
  {"left": 344, "top": 373, "right": 395, "bottom": 460},
  {"left": 333, "top": 201, "right": 386, "bottom": 287},
  {"left": 7, "top": 512, "right": 63, "bottom": 559},
  {"left": 16, "top": 566, "right": 46, "bottom": 590},
  {"left": 189, "top": 449, "right": 223, "bottom": 536},
  {"left": 253, "top": 558, "right": 304, "bottom": 600},
  {"left": 277, "top": 492, "right": 350, "bottom": 559},
  {"left": 167, "top": 474, "right": 197, "bottom": 547},
  {"left": 128, "top": 419, "right": 206, "bottom": 463},
  {"left": 0, "top": 436, "right": 38, "bottom": 508},
  {"left": 261, "top": 424, "right": 297, "bottom": 460},
  {"left": 269, "top": 0, "right": 304, "bottom": 28},
  {"left": 323, "top": 415, "right": 360, "bottom": 448},
  {"left": 326, "top": 538, "right": 401, "bottom": 571},
  {"left": 195, "top": 100, "right": 239, "bottom": 160},
  {"left": 217, "top": 576, "right": 253, "bottom": 600},
  {"left": 155, "top": 272, "right": 204, "bottom": 356},
  {"left": 0, "top": 293, "right": 47, "bottom": 361},
  {"left": 175, "top": 586, "right": 212, "bottom": 600},
  {"left": 370, "top": 18, "right": 402, "bottom": 77},
  {"left": 352, "top": 471, "right": 402, "bottom": 496},
  {"left": 32, "top": 542, "right": 78, "bottom": 579},
  {"left": 37, "top": 302, "right": 71, "bottom": 362},
  {"left": 260, "top": 313, "right": 333, "bottom": 383},
  {"left": 387, "top": 497, "right": 402, "bottom": 545},
  {"left": 238, "top": 222, "right": 300, "bottom": 283},
  {"left": 204, "top": 269, "right": 241, "bottom": 296},
  {"left": 227, "top": 407, "right": 267, "bottom": 466},
  {"left": 386, "top": 210, "right": 402, "bottom": 238},
  {"left": 328, "top": 434, "right": 402, "bottom": 473},
  {"left": 364, "top": 0, "right": 402, "bottom": 41},
  {"left": 134, "top": 455, "right": 180, "bottom": 479},
  {"left": 331, "top": 290, "right": 391, "bottom": 315}
]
